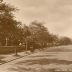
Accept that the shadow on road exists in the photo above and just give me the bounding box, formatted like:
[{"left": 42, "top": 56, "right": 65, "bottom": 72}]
[
  {"left": 46, "top": 48, "right": 72, "bottom": 52},
  {"left": 0, "top": 60, "right": 6, "bottom": 64},
  {"left": 0, "top": 56, "right": 6, "bottom": 64},
  {"left": 9, "top": 67, "right": 57, "bottom": 72},
  {"left": 9, "top": 67, "right": 71, "bottom": 72},
  {"left": 29, "top": 55, "right": 54, "bottom": 57},
  {"left": 16, "top": 58, "right": 72, "bottom": 65}
]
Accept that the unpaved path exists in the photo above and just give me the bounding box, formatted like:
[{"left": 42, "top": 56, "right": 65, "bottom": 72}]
[{"left": 0, "top": 45, "right": 72, "bottom": 72}]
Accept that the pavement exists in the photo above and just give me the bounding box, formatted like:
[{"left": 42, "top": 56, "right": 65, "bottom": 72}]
[
  {"left": 0, "top": 51, "right": 32, "bottom": 65},
  {"left": 0, "top": 49, "right": 42, "bottom": 65}
]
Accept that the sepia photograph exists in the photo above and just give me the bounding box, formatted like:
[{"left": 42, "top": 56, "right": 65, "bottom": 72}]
[{"left": 0, "top": 0, "right": 72, "bottom": 72}]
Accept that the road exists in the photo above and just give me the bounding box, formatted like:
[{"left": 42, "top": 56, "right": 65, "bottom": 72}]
[{"left": 0, "top": 45, "right": 72, "bottom": 72}]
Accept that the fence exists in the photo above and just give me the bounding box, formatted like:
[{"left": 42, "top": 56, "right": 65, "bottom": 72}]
[{"left": 0, "top": 46, "right": 25, "bottom": 54}]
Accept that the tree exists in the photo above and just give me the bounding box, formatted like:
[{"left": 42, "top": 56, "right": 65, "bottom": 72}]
[
  {"left": 47, "top": 34, "right": 54, "bottom": 43},
  {"left": 22, "top": 24, "right": 31, "bottom": 53},
  {"left": 0, "top": 1, "right": 21, "bottom": 46},
  {"left": 23, "top": 24, "right": 31, "bottom": 37},
  {"left": 59, "top": 36, "right": 72, "bottom": 45},
  {"left": 29, "top": 20, "right": 50, "bottom": 48}
]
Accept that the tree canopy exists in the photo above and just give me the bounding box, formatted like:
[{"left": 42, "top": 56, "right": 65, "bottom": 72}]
[
  {"left": 0, "top": 1, "right": 72, "bottom": 46},
  {"left": 28, "top": 21, "right": 50, "bottom": 43},
  {"left": 0, "top": 1, "right": 21, "bottom": 39}
]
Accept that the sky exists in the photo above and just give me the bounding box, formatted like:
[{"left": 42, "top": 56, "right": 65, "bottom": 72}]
[{"left": 4, "top": 0, "right": 72, "bottom": 38}]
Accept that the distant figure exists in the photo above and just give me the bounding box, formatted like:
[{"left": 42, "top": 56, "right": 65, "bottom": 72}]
[{"left": 19, "top": 43, "right": 22, "bottom": 46}]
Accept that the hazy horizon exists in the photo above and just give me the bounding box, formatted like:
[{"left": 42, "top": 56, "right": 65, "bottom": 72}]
[{"left": 4, "top": 0, "right": 72, "bottom": 38}]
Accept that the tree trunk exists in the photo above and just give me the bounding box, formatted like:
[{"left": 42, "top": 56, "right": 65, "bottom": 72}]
[
  {"left": 15, "top": 46, "right": 17, "bottom": 55},
  {"left": 26, "top": 42, "right": 27, "bottom": 53},
  {"left": 6, "top": 38, "right": 8, "bottom": 46}
]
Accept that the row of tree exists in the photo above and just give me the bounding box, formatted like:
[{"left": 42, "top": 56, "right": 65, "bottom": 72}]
[
  {"left": 0, "top": 1, "right": 72, "bottom": 47},
  {"left": 22, "top": 21, "right": 72, "bottom": 47}
]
